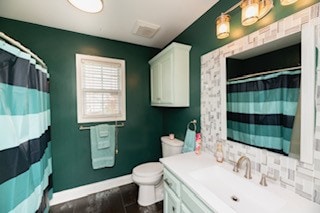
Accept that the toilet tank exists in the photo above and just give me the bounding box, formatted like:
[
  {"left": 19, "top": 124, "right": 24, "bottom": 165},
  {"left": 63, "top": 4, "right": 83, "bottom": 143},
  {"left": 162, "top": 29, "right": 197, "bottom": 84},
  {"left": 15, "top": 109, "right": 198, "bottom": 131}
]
[{"left": 161, "top": 136, "right": 183, "bottom": 157}]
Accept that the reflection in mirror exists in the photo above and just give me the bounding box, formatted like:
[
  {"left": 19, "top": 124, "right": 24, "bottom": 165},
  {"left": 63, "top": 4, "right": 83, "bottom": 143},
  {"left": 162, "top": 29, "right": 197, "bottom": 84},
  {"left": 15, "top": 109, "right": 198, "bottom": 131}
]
[{"left": 226, "top": 42, "right": 301, "bottom": 159}]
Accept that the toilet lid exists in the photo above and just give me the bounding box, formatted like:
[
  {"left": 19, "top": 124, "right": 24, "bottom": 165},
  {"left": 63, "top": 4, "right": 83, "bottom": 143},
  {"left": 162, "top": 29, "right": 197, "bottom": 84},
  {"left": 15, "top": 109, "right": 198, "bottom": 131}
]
[
  {"left": 133, "top": 162, "right": 163, "bottom": 177},
  {"left": 161, "top": 136, "right": 183, "bottom": 147}
]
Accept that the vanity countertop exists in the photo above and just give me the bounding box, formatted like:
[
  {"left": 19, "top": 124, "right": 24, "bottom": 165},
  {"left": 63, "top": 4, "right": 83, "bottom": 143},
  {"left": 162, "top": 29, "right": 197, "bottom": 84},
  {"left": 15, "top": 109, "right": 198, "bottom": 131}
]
[{"left": 160, "top": 152, "right": 320, "bottom": 213}]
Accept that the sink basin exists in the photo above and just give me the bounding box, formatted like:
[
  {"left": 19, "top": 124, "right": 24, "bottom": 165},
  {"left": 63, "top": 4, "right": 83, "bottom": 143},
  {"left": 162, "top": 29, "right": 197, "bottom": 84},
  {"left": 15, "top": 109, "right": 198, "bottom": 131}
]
[{"left": 189, "top": 165, "right": 286, "bottom": 213}]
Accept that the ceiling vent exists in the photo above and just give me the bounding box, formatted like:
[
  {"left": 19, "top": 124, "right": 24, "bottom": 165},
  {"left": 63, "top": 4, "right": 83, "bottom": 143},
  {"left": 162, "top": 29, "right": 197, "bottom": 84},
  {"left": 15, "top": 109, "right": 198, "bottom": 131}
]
[{"left": 132, "top": 20, "right": 160, "bottom": 38}]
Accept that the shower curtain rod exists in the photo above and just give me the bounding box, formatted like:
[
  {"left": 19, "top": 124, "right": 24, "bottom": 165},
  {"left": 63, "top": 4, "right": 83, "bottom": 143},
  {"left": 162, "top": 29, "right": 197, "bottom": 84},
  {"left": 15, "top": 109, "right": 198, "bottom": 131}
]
[
  {"left": 228, "top": 66, "right": 301, "bottom": 82},
  {"left": 0, "top": 32, "right": 47, "bottom": 69}
]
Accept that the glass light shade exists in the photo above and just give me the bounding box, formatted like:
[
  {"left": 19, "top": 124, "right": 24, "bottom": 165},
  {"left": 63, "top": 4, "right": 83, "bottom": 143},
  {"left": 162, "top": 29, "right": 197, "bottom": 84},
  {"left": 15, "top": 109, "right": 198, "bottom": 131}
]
[
  {"left": 68, "top": 0, "right": 103, "bottom": 13},
  {"left": 259, "top": 0, "right": 273, "bottom": 19},
  {"left": 216, "top": 14, "right": 230, "bottom": 39},
  {"left": 241, "top": 0, "right": 259, "bottom": 26},
  {"left": 280, "top": 0, "right": 298, "bottom": 6}
]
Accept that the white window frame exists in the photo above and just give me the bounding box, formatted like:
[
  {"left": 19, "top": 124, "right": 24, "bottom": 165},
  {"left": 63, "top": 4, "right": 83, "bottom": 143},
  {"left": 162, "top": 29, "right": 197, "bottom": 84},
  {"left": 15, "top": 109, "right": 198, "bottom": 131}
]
[{"left": 76, "top": 54, "right": 126, "bottom": 123}]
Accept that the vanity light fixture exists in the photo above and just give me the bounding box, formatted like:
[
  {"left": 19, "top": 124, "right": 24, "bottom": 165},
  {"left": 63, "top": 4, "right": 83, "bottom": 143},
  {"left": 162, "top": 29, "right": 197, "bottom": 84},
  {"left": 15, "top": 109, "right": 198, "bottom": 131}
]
[
  {"left": 241, "top": 0, "right": 260, "bottom": 26},
  {"left": 216, "top": 0, "right": 297, "bottom": 39},
  {"left": 216, "top": 14, "right": 231, "bottom": 39},
  {"left": 280, "top": 0, "right": 298, "bottom": 6},
  {"left": 258, "top": 0, "right": 274, "bottom": 19},
  {"left": 68, "top": 0, "right": 103, "bottom": 13}
]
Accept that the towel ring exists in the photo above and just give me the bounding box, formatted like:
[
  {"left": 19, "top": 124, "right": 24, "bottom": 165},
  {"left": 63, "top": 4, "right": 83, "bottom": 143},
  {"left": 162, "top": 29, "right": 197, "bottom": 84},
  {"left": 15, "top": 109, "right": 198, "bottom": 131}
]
[{"left": 187, "top": 119, "right": 197, "bottom": 132}]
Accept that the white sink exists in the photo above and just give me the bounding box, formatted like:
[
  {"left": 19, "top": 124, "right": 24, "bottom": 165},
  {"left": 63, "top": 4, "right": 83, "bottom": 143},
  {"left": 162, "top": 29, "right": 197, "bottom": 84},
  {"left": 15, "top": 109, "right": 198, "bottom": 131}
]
[{"left": 189, "top": 165, "right": 286, "bottom": 213}]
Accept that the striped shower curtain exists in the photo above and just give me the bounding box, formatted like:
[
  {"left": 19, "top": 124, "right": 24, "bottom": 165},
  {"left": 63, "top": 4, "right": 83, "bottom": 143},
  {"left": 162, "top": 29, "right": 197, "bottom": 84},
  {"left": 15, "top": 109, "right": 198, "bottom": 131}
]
[
  {"left": 0, "top": 39, "right": 52, "bottom": 212},
  {"left": 227, "top": 70, "right": 301, "bottom": 154}
]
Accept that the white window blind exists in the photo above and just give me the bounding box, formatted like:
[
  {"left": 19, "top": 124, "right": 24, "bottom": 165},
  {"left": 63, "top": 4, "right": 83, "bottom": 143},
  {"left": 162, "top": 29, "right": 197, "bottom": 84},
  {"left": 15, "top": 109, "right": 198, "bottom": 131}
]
[{"left": 76, "top": 54, "right": 126, "bottom": 123}]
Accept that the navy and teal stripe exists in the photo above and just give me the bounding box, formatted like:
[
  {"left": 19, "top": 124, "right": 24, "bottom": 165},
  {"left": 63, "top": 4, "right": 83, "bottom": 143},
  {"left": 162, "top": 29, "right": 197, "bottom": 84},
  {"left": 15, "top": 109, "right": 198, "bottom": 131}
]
[
  {"left": 0, "top": 39, "right": 51, "bottom": 213},
  {"left": 0, "top": 46, "right": 49, "bottom": 93},
  {"left": 0, "top": 129, "right": 50, "bottom": 185},
  {"left": 227, "top": 100, "right": 298, "bottom": 116},
  {"left": 0, "top": 109, "right": 50, "bottom": 151},
  {"left": 0, "top": 83, "right": 50, "bottom": 115},
  {"left": 0, "top": 143, "right": 52, "bottom": 213},
  {"left": 227, "top": 70, "right": 300, "bottom": 154},
  {"left": 227, "top": 128, "right": 290, "bottom": 154},
  {"left": 228, "top": 112, "right": 295, "bottom": 128},
  {"left": 227, "top": 88, "right": 300, "bottom": 103}
]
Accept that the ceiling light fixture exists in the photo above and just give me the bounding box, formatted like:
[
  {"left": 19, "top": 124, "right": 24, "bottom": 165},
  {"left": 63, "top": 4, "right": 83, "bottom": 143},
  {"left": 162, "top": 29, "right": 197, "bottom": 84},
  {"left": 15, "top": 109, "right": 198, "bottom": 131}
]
[
  {"left": 68, "top": 0, "right": 103, "bottom": 13},
  {"left": 216, "top": 0, "right": 298, "bottom": 39}
]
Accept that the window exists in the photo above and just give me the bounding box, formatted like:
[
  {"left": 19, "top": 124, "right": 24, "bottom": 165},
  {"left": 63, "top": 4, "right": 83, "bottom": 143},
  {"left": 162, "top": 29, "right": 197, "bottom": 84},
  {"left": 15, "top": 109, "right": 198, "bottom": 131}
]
[{"left": 76, "top": 54, "right": 126, "bottom": 123}]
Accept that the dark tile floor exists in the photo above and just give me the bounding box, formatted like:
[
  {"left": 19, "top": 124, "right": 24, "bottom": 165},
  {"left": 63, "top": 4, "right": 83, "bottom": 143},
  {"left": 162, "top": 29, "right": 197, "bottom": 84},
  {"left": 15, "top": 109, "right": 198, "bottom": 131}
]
[{"left": 50, "top": 183, "right": 163, "bottom": 213}]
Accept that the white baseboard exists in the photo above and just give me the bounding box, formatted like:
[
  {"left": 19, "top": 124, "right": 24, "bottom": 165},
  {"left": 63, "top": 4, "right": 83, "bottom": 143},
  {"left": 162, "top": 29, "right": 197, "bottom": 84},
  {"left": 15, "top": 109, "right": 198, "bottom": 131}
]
[{"left": 50, "top": 174, "right": 133, "bottom": 206}]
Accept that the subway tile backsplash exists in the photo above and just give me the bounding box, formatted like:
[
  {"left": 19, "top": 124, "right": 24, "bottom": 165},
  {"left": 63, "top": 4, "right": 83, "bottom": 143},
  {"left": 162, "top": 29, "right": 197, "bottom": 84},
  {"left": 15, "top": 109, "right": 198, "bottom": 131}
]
[{"left": 200, "top": 3, "right": 320, "bottom": 204}]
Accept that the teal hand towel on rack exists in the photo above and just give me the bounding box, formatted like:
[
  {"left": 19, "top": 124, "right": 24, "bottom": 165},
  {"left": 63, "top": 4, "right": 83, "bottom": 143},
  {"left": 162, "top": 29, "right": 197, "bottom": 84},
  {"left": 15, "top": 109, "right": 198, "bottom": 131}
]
[
  {"left": 182, "top": 121, "right": 197, "bottom": 153},
  {"left": 90, "top": 124, "right": 116, "bottom": 169}
]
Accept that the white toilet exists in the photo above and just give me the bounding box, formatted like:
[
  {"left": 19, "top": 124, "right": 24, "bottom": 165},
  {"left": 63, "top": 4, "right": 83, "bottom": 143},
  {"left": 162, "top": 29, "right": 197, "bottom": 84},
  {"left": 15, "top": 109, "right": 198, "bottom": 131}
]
[{"left": 132, "top": 136, "right": 184, "bottom": 206}]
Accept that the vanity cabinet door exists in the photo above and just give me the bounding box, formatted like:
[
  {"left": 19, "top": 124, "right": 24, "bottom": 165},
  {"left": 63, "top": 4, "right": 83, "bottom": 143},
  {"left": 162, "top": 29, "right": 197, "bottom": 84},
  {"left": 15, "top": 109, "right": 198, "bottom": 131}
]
[
  {"left": 181, "top": 203, "right": 192, "bottom": 213},
  {"left": 181, "top": 184, "right": 213, "bottom": 213},
  {"left": 164, "top": 183, "right": 181, "bottom": 213}
]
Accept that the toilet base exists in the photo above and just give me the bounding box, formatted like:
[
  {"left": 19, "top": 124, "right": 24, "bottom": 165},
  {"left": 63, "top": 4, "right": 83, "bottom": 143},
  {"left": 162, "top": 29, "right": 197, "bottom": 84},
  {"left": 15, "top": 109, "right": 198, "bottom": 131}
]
[{"left": 137, "top": 181, "right": 163, "bottom": 206}]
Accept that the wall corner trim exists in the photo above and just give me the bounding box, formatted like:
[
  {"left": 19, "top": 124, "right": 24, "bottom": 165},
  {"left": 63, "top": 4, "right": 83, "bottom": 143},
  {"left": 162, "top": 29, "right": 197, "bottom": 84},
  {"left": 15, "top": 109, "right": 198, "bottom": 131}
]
[{"left": 50, "top": 174, "right": 133, "bottom": 206}]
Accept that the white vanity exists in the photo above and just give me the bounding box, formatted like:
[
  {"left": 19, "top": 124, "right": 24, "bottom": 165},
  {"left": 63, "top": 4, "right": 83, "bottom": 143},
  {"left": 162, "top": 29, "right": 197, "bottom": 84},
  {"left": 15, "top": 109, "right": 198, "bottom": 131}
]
[{"left": 160, "top": 152, "right": 320, "bottom": 213}]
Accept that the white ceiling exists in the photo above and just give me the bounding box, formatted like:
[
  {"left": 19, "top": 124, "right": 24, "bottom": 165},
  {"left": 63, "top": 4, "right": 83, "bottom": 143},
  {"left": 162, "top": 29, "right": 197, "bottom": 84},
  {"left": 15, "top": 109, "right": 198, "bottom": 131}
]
[{"left": 0, "top": 0, "right": 219, "bottom": 48}]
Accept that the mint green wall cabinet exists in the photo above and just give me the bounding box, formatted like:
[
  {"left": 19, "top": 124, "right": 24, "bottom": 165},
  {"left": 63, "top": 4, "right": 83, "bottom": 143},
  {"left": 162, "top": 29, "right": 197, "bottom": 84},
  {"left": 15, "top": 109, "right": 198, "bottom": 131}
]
[
  {"left": 163, "top": 168, "right": 213, "bottom": 213},
  {"left": 149, "top": 42, "right": 191, "bottom": 107}
]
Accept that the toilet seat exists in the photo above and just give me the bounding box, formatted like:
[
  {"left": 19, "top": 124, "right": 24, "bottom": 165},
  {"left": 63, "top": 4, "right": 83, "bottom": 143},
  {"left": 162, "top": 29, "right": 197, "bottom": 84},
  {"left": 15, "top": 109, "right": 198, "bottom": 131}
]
[{"left": 133, "top": 162, "right": 163, "bottom": 177}]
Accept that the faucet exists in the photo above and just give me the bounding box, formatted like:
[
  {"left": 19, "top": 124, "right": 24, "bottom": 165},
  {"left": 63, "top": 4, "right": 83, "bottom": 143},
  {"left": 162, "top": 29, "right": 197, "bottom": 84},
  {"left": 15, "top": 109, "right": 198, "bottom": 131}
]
[{"left": 233, "top": 156, "right": 252, "bottom": 179}]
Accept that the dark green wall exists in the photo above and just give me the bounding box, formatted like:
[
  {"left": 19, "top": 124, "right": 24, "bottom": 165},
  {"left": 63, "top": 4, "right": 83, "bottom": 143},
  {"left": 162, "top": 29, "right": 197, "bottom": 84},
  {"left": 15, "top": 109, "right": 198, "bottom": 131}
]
[
  {"left": 162, "top": 0, "right": 319, "bottom": 139},
  {"left": 227, "top": 43, "right": 301, "bottom": 79},
  {"left": 0, "top": 18, "right": 162, "bottom": 192}
]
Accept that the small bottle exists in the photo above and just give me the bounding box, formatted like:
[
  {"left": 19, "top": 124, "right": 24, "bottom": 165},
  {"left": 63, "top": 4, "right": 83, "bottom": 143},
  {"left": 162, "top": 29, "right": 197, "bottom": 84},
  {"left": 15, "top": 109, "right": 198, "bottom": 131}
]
[
  {"left": 195, "top": 133, "right": 202, "bottom": 155},
  {"left": 169, "top": 133, "right": 175, "bottom": 140},
  {"left": 215, "top": 142, "right": 224, "bottom": 163}
]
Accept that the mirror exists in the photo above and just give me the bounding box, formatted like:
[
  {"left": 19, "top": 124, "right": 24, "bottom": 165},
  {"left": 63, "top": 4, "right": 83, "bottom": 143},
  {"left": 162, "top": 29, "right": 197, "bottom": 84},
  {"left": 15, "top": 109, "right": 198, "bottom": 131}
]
[
  {"left": 218, "top": 23, "right": 316, "bottom": 164},
  {"left": 226, "top": 41, "right": 301, "bottom": 159}
]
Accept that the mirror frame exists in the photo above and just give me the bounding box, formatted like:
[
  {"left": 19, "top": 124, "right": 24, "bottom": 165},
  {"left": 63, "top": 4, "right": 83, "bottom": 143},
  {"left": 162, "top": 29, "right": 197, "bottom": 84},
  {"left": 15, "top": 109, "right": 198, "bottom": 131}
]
[{"left": 219, "top": 23, "right": 316, "bottom": 164}]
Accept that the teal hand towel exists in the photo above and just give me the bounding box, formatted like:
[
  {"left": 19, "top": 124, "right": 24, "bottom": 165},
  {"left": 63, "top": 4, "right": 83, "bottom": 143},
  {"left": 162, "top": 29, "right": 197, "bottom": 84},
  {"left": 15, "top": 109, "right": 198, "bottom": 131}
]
[
  {"left": 182, "top": 128, "right": 196, "bottom": 153},
  {"left": 90, "top": 124, "right": 116, "bottom": 169},
  {"left": 96, "top": 124, "right": 110, "bottom": 149}
]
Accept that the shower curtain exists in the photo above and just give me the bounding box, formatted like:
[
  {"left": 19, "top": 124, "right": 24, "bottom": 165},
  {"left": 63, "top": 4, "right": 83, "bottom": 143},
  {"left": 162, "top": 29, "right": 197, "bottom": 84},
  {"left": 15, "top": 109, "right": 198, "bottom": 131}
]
[
  {"left": 0, "top": 39, "right": 52, "bottom": 212},
  {"left": 227, "top": 70, "right": 301, "bottom": 154}
]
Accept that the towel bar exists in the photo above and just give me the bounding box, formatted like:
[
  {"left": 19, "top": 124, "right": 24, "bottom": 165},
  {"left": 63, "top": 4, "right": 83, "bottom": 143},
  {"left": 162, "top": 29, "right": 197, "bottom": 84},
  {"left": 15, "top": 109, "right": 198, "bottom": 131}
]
[{"left": 79, "top": 122, "right": 125, "bottom": 130}]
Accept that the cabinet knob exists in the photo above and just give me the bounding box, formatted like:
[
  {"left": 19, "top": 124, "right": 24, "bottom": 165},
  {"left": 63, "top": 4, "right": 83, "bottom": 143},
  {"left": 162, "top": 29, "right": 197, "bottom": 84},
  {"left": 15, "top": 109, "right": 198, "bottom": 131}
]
[
  {"left": 172, "top": 206, "right": 175, "bottom": 212},
  {"left": 164, "top": 178, "right": 172, "bottom": 187}
]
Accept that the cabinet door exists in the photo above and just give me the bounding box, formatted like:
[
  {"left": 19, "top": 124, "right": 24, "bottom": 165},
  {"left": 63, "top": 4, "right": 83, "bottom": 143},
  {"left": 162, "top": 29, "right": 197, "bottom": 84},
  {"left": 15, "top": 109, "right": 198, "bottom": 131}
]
[
  {"left": 181, "top": 203, "right": 192, "bottom": 213},
  {"left": 151, "top": 62, "right": 162, "bottom": 104},
  {"left": 160, "top": 52, "right": 174, "bottom": 104},
  {"left": 164, "top": 184, "right": 180, "bottom": 213}
]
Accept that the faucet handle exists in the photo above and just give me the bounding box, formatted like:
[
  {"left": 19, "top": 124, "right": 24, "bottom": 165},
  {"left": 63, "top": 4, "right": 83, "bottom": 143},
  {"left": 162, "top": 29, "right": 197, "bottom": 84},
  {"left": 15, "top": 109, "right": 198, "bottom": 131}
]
[
  {"left": 259, "top": 173, "right": 276, "bottom": 186},
  {"left": 260, "top": 174, "right": 267, "bottom": 186},
  {"left": 233, "top": 162, "right": 239, "bottom": 172}
]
